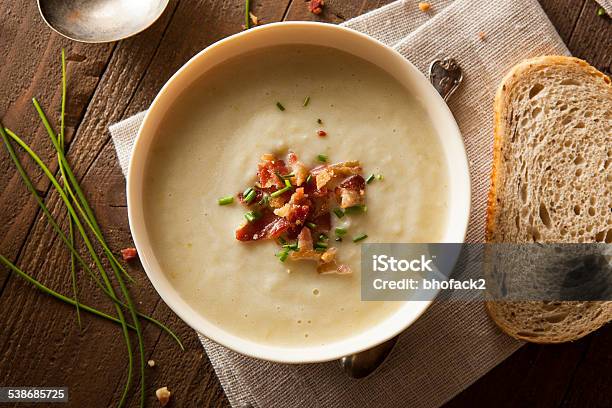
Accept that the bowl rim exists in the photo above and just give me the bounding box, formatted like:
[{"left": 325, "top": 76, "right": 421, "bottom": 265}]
[{"left": 127, "top": 21, "right": 471, "bottom": 363}]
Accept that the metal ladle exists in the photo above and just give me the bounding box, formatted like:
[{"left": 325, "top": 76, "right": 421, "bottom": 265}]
[
  {"left": 37, "top": 0, "right": 169, "bottom": 43},
  {"left": 340, "top": 58, "right": 463, "bottom": 379}
]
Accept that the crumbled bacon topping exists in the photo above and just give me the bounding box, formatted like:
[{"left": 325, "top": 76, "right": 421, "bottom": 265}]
[
  {"left": 121, "top": 247, "right": 138, "bottom": 261},
  {"left": 309, "top": 0, "right": 324, "bottom": 14},
  {"left": 232, "top": 151, "right": 370, "bottom": 275},
  {"left": 335, "top": 174, "right": 366, "bottom": 208}
]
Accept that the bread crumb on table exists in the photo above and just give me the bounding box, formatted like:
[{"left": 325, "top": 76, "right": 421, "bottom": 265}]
[
  {"left": 155, "top": 387, "right": 171, "bottom": 407},
  {"left": 418, "top": 2, "right": 431, "bottom": 12}
]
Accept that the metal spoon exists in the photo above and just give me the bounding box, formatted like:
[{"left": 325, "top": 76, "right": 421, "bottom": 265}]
[
  {"left": 340, "top": 58, "right": 463, "bottom": 379},
  {"left": 37, "top": 0, "right": 169, "bottom": 43}
]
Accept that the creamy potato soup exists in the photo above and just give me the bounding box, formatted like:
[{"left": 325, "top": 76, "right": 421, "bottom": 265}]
[{"left": 143, "top": 45, "right": 449, "bottom": 347}]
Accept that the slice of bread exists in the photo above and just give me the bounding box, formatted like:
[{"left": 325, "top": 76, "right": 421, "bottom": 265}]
[{"left": 485, "top": 56, "right": 612, "bottom": 343}]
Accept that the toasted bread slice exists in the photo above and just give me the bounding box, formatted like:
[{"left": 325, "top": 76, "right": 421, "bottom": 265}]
[{"left": 486, "top": 56, "right": 612, "bottom": 343}]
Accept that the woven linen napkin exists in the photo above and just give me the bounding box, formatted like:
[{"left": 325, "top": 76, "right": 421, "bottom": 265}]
[{"left": 109, "top": 0, "right": 571, "bottom": 406}]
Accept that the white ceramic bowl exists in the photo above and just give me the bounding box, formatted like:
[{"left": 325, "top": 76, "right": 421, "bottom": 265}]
[{"left": 127, "top": 22, "right": 471, "bottom": 363}]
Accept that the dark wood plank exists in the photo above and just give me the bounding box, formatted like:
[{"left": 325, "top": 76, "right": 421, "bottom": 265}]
[{"left": 0, "top": 1, "right": 610, "bottom": 407}]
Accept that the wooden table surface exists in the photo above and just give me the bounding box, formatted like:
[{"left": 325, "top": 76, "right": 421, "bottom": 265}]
[{"left": 0, "top": 0, "right": 610, "bottom": 407}]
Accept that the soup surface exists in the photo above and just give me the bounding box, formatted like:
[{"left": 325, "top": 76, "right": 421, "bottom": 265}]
[{"left": 143, "top": 45, "right": 449, "bottom": 347}]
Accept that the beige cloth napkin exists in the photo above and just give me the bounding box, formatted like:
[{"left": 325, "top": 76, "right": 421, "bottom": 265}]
[{"left": 109, "top": 0, "right": 571, "bottom": 406}]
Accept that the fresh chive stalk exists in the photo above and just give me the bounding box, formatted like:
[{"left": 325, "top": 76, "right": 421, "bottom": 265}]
[
  {"left": 245, "top": 0, "right": 251, "bottom": 29},
  {"left": 345, "top": 204, "right": 367, "bottom": 214},
  {"left": 317, "top": 154, "right": 328, "bottom": 163},
  {"left": 0, "top": 125, "right": 183, "bottom": 350},
  {"left": 243, "top": 187, "right": 256, "bottom": 203},
  {"left": 270, "top": 185, "right": 292, "bottom": 197},
  {"left": 306, "top": 222, "right": 317, "bottom": 229},
  {"left": 366, "top": 174, "right": 375, "bottom": 184},
  {"left": 376, "top": 174, "right": 384, "bottom": 181},
  {"left": 259, "top": 194, "right": 270, "bottom": 207},
  {"left": 244, "top": 210, "right": 261, "bottom": 222},
  {"left": 353, "top": 234, "right": 368, "bottom": 243},
  {"left": 333, "top": 208, "right": 345, "bottom": 218},
  {"left": 276, "top": 102, "right": 285, "bottom": 111},
  {"left": 284, "top": 178, "right": 291, "bottom": 188},
  {"left": 303, "top": 96, "right": 310, "bottom": 107},
  {"left": 335, "top": 227, "right": 347, "bottom": 236},
  {"left": 277, "top": 249, "right": 289, "bottom": 262},
  {"left": 306, "top": 174, "right": 312, "bottom": 184},
  {"left": 218, "top": 195, "right": 234, "bottom": 205}
]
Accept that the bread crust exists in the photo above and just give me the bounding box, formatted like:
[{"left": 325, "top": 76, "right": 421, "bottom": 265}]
[{"left": 485, "top": 56, "right": 612, "bottom": 343}]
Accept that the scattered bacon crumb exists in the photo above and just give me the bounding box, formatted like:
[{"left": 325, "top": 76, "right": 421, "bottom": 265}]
[
  {"left": 120, "top": 247, "right": 138, "bottom": 261},
  {"left": 478, "top": 31, "right": 487, "bottom": 41},
  {"left": 287, "top": 152, "right": 309, "bottom": 186},
  {"left": 309, "top": 0, "right": 324, "bottom": 14},
  {"left": 155, "top": 387, "right": 171, "bottom": 407},
  {"left": 317, "top": 130, "right": 327, "bottom": 137},
  {"left": 418, "top": 2, "right": 431, "bottom": 12}
]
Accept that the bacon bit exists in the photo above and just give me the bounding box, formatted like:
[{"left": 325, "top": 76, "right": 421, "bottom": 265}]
[
  {"left": 257, "top": 155, "right": 289, "bottom": 189},
  {"left": 121, "top": 247, "right": 138, "bottom": 261},
  {"left": 269, "top": 195, "right": 289, "bottom": 208},
  {"left": 290, "top": 227, "right": 322, "bottom": 260},
  {"left": 335, "top": 174, "right": 366, "bottom": 208},
  {"left": 418, "top": 2, "right": 431, "bottom": 12},
  {"left": 478, "top": 31, "right": 487, "bottom": 41},
  {"left": 274, "top": 188, "right": 311, "bottom": 227},
  {"left": 236, "top": 210, "right": 291, "bottom": 241},
  {"left": 317, "top": 248, "right": 352, "bottom": 275},
  {"left": 320, "top": 247, "right": 337, "bottom": 264},
  {"left": 312, "top": 161, "right": 361, "bottom": 190},
  {"left": 309, "top": 0, "right": 324, "bottom": 15},
  {"left": 317, "top": 130, "right": 327, "bottom": 137},
  {"left": 288, "top": 152, "right": 309, "bottom": 186}
]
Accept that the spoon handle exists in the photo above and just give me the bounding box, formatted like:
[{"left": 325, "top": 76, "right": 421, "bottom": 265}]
[{"left": 339, "top": 59, "right": 463, "bottom": 379}]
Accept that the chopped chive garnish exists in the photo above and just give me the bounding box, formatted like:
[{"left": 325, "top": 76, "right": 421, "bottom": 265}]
[
  {"left": 597, "top": 7, "right": 606, "bottom": 16},
  {"left": 303, "top": 96, "right": 310, "bottom": 107},
  {"left": 335, "top": 227, "right": 347, "bottom": 236},
  {"left": 218, "top": 196, "right": 234, "bottom": 205},
  {"left": 345, "top": 205, "right": 367, "bottom": 214},
  {"left": 353, "top": 234, "right": 368, "bottom": 243},
  {"left": 270, "top": 185, "right": 292, "bottom": 197},
  {"left": 315, "top": 241, "right": 328, "bottom": 249},
  {"left": 317, "top": 118, "right": 323, "bottom": 124},
  {"left": 376, "top": 174, "right": 384, "bottom": 180},
  {"left": 282, "top": 243, "right": 299, "bottom": 250},
  {"left": 306, "top": 222, "right": 317, "bottom": 229},
  {"left": 278, "top": 236, "right": 287, "bottom": 245},
  {"left": 244, "top": 210, "right": 261, "bottom": 223},
  {"left": 284, "top": 178, "right": 292, "bottom": 187},
  {"left": 366, "top": 174, "right": 375, "bottom": 184},
  {"left": 315, "top": 247, "right": 326, "bottom": 253},
  {"left": 317, "top": 154, "right": 328, "bottom": 163},
  {"left": 277, "top": 249, "right": 289, "bottom": 262},
  {"left": 318, "top": 233, "right": 328, "bottom": 240},
  {"left": 281, "top": 173, "right": 294, "bottom": 178},
  {"left": 243, "top": 187, "right": 256, "bottom": 203},
  {"left": 276, "top": 102, "right": 285, "bottom": 111},
  {"left": 306, "top": 174, "right": 312, "bottom": 184},
  {"left": 333, "top": 208, "right": 345, "bottom": 218}
]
